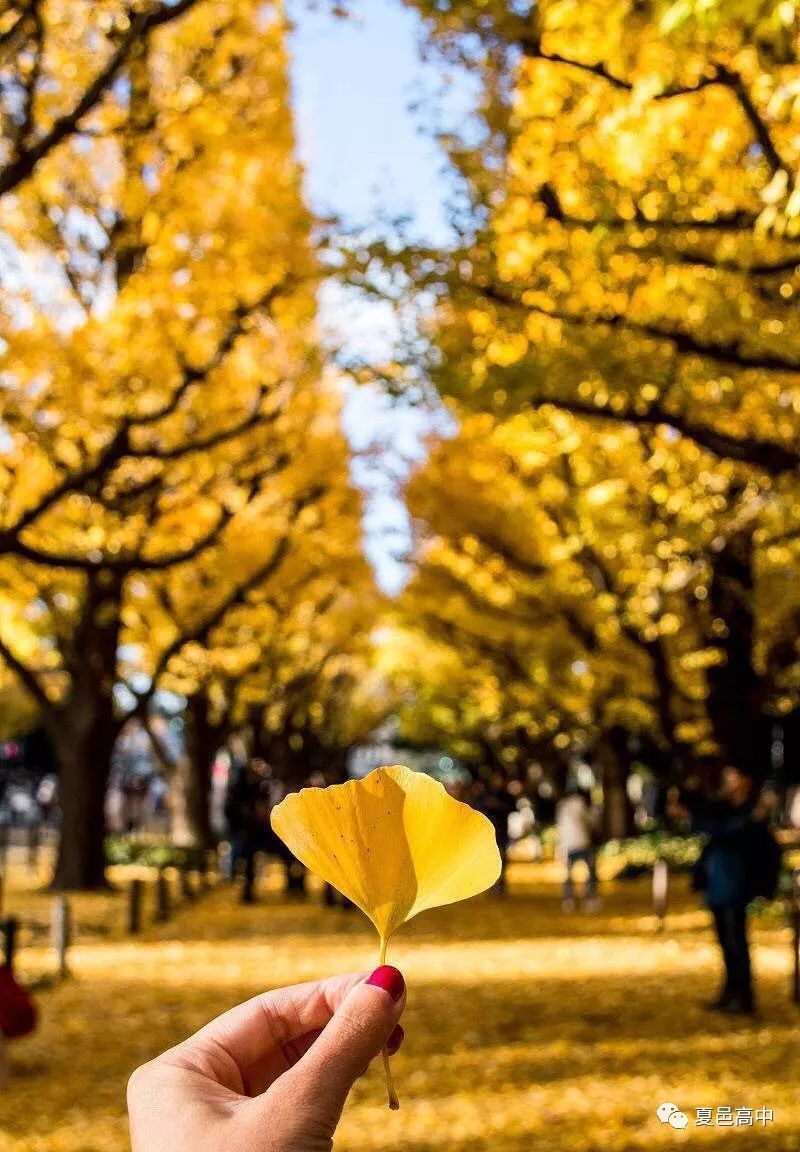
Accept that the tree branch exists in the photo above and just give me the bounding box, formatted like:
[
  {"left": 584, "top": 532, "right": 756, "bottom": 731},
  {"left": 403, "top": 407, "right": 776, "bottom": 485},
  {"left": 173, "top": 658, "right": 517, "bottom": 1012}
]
[
  {"left": 10, "top": 0, "right": 44, "bottom": 154},
  {"left": 0, "top": 3, "right": 33, "bottom": 51},
  {"left": 530, "top": 392, "right": 798, "bottom": 476},
  {"left": 4, "top": 509, "right": 238, "bottom": 573},
  {"left": 715, "top": 62, "right": 789, "bottom": 177},
  {"left": 0, "top": 0, "right": 202, "bottom": 197},
  {"left": 134, "top": 284, "right": 289, "bottom": 429},
  {"left": 534, "top": 183, "right": 759, "bottom": 235},
  {"left": 3, "top": 424, "right": 131, "bottom": 539},
  {"left": 477, "top": 284, "right": 800, "bottom": 474},
  {"left": 3, "top": 283, "right": 290, "bottom": 543},
  {"left": 138, "top": 485, "right": 325, "bottom": 706},
  {"left": 672, "top": 250, "right": 800, "bottom": 278},
  {"left": 519, "top": 40, "right": 788, "bottom": 176},
  {"left": 519, "top": 37, "right": 719, "bottom": 99},
  {"left": 425, "top": 555, "right": 596, "bottom": 652},
  {"left": 482, "top": 279, "right": 800, "bottom": 371},
  {"left": 0, "top": 630, "right": 53, "bottom": 714},
  {"left": 142, "top": 716, "right": 181, "bottom": 772},
  {"left": 130, "top": 386, "right": 280, "bottom": 462}
]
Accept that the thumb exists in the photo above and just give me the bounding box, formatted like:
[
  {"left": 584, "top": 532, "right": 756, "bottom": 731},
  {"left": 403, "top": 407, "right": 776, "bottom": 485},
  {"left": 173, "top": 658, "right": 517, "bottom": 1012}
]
[{"left": 276, "top": 966, "right": 405, "bottom": 1130}]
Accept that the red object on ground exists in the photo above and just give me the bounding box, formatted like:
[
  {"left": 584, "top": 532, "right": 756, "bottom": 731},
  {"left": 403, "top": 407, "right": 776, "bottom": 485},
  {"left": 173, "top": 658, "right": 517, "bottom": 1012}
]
[{"left": 0, "top": 966, "right": 37, "bottom": 1039}]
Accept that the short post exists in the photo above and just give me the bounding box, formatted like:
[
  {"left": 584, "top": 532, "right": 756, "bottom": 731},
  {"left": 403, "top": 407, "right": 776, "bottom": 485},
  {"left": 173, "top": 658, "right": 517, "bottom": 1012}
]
[
  {"left": 179, "top": 867, "right": 195, "bottom": 902},
  {"left": 218, "top": 841, "right": 234, "bottom": 883},
  {"left": 653, "top": 859, "right": 669, "bottom": 929},
  {"left": 792, "top": 869, "right": 800, "bottom": 1006},
  {"left": 206, "top": 848, "right": 218, "bottom": 889},
  {"left": 199, "top": 852, "right": 210, "bottom": 893},
  {"left": 51, "top": 895, "right": 72, "bottom": 979},
  {"left": 155, "top": 870, "right": 171, "bottom": 923},
  {"left": 27, "top": 822, "right": 41, "bottom": 874},
  {"left": 128, "top": 878, "right": 144, "bottom": 935},
  {"left": 2, "top": 916, "right": 19, "bottom": 972}
]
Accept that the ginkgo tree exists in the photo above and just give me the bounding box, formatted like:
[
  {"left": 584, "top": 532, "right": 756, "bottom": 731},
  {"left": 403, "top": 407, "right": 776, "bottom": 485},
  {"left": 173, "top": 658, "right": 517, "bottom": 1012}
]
[
  {"left": 122, "top": 392, "right": 383, "bottom": 848},
  {"left": 373, "top": 0, "right": 800, "bottom": 804},
  {"left": 392, "top": 406, "right": 800, "bottom": 829},
  {"left": 0, "top": 0, "right": 351, "bottom": 888},
  {"left": 243, "top": 556, "right": 388, "bottom": 789},
  {"left": 398, "top": 0, "right": 800, "bottom": 467},
  {"left": 391, "top": 414, "right": 670, "bottom": 829}
]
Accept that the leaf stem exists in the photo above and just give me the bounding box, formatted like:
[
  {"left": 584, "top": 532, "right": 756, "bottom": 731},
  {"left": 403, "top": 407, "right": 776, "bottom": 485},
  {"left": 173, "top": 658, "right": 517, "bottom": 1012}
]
[{"left": 378, "top": 936, "right": 399, "bottom": 1110}]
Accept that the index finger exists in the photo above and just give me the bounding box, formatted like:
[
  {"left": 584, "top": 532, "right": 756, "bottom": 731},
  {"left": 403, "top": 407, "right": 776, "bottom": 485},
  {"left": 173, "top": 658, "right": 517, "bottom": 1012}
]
[{"left": 170, "top": 972, "right": 368, "bottom": 1094}]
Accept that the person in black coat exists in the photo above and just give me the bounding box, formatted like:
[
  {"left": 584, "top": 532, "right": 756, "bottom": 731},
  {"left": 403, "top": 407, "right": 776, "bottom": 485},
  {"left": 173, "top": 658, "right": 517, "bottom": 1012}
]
[
  {"left": 225, "top": 758, "right": 274, "bottom": 904},
  {"left": 669, "top": 766, "right": 763, "bottom": 1015}
]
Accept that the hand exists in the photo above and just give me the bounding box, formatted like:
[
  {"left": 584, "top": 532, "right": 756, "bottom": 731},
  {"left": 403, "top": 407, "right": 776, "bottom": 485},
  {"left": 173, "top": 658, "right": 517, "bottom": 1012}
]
[{"left": 128, "top": 967, "right": 406, "bottom": 1152}]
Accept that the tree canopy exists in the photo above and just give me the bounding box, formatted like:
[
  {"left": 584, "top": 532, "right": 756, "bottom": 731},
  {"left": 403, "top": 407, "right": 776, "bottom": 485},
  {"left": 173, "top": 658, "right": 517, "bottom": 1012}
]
[
  {"left": 0, "top": 0, "right": 379, "bottom": 884},
  {"left": 379, "top": 0, "right": 800, "bottom": 795}
]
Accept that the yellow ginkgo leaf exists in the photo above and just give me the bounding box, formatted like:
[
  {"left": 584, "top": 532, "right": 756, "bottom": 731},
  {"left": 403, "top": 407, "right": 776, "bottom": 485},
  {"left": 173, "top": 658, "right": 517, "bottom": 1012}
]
[
  {"left": 271, "top": 763, "right": 501, "bottom": 945},
  {"left": 271, "top": 763, "right": 502, "bottom": 1110}
]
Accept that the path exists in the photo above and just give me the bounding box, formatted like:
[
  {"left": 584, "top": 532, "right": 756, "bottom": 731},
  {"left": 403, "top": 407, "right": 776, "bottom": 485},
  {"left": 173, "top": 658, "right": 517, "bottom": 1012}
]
[{"left": 1, "top": 865, "right": 797, "bottom": 1151}]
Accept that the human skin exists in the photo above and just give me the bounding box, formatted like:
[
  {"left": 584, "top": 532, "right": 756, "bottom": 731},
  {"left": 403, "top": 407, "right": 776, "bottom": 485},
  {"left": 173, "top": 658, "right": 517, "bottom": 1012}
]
[{"left": 127, "top": 967, "right": 406, "bottom": 1152}]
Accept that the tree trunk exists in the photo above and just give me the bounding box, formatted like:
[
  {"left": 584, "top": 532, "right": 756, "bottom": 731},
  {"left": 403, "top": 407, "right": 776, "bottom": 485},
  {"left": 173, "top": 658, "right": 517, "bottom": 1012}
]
[
  {"left": 51, "top": 720, "right": 115, "bottom": 889},
  {"left": 645, "top": 635, "right": 687, "bottom": 772},
  {"left": 178, "top": 695, "right": 220, "bottom": 850},
  {"left": 707, "top": 528, "right": 760, "bottom": 777},
  {"left": 52, "top": 569, "right": 124, "bottom": 890},
  {"left": 598, "top": 728, "right": 635, "bottom": 841}
]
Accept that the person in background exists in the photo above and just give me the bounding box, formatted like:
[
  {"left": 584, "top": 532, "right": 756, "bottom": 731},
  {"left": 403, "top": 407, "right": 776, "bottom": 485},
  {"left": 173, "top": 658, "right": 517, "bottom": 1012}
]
[
  {"left": 120, "top": 770, "right": 148, "bottom": 834},
  {"left": 669, "top": 766, "right": 773, "bottom": 1016},
  {"left": 479, "top": 768, "right": 517, "bottom": 894},
  {"left": 224, "top": 758, "right": 275, "bottom": 904},
  {"left": 556, "top": 784, "right": 598, "bottom": 912},
  {"left": 34, "top": 775, "right": 58, "bottom": 828}
]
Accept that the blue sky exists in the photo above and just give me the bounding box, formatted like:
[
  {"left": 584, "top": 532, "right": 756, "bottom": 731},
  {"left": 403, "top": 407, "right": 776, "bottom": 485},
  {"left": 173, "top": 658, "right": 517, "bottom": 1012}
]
[
  {"left": 289, "top": 2, "right": 468, "bottom": 592},
  {"left": 290, "top": 2, "right": 456, "bottom": 243}
]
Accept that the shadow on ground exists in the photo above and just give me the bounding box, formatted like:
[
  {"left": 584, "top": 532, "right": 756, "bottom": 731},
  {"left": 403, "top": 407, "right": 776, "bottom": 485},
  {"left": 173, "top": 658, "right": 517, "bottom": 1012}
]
[{"left": 2, "top": 872, "right": 797, "bottom": 1152}]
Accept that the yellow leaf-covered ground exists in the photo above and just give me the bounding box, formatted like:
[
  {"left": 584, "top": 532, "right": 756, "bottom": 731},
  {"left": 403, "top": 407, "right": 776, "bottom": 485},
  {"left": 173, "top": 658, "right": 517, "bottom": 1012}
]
[{"left": 1, "top": 859, "right": 798, "bottom": 1151}]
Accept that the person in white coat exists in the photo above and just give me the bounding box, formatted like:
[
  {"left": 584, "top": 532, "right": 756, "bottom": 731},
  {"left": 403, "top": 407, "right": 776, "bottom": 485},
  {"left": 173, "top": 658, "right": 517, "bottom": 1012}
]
[{"left": 556, "top": 785, "right": 599, "bottom": 911}]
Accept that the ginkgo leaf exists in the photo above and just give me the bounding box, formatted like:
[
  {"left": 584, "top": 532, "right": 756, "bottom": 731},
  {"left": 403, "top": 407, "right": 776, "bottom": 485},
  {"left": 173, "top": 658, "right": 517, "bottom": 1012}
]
[
  {"left": 271, "top": 763, "right": 502, "bottom": 1110},
  {"left": 271, "top": 763, "right": 502, "bottom": 945}
]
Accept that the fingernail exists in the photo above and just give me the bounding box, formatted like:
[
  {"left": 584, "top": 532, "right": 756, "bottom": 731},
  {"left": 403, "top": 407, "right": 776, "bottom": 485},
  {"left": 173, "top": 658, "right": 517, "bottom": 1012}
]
[
  {"left": 366, "top": 965, "right": 405, "bottom": 1002},
  {"left": 386, "top": 1024, "right": 404, "bottom": 1055}
]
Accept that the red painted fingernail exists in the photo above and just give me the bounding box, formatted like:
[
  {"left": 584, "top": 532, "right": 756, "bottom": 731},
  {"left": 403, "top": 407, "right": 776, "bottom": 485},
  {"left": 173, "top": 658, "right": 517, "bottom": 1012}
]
[
  {"left": 366, "top": 965, "right": 405, "bottom": 1002},
  {"left": 386, "top": 1024, "right": 404, "bottom": 1055}
]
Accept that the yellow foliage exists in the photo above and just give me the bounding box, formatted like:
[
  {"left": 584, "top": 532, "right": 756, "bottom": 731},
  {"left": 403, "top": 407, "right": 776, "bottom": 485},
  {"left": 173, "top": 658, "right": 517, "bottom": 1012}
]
[{"left": 272, "top": 765, "right": 501, "bottom": 948}]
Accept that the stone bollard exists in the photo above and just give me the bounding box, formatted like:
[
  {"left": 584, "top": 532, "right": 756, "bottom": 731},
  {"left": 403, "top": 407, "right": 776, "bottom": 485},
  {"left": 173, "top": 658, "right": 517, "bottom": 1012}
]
[
  {"left": 51, "top": 895, "right": 72, "bottom": 979},
  {"left": 179, "top": 867, "right": 196, "bottom": 902},
  {"left": 27, "top": 823, "right": 41, "bottom": 874},
  {"left": 1, "top": 916, "right": 19, "bottom": 972},
  {"left": 155, "top": 870, "right": 171, "bottom": 923},
  {"left": 653, "top": 859, "right": 669, "bottom": 929},
  {"left": 199, "top": 852, "right": 210, "bottom": 893},
  {"left": 128, "top": 878, "right": 144, "bottom": 935}
]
